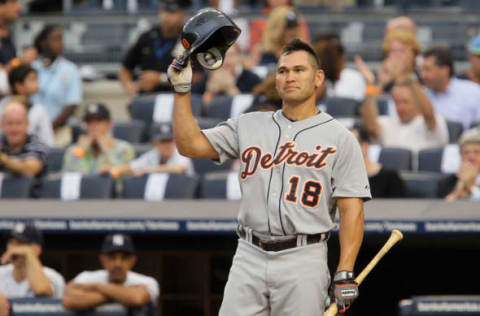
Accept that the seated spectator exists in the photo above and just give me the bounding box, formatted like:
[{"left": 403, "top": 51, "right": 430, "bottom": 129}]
[
  {"left": 378, "top": 30, "right": 421, "bottom": 94},
  {"left": 245, "top": 74, "right": 283, "bottom": 113},
  {"left": 62, "top": 103, "right": 134, "bottom": 174},
  {"left": 352, "top": 128, "right": 406, "bottom": 198},
  {"left": 248, "top": 0, "right": 310, "bottom": 62},
  {"left": 254, "top": 7, "right": 305, "bottom": 69},
  {"left": 193, "top": 44, "right": 262, "bottom": 103},
  {"left": 437, "top": 130, "right": 480, "bottom": 201},
  {"left": 0, "top": 65, "right": 54, "bottom": 147},
  {"left": 31, "top": 24, "right": 82, "bottom": 142},
  {"left": 62, "top": 234, "right": 159, "bottom": 311},
  {"left": 0, "top": 100, "right": 47, "bottom": 178},
  {"left": 356, "top": 55, "right": 448, "bottom": 153},
  {"left": 118, "top": 0, "right": 189, "bottom": 96},
  {"left": 112, "top": 123, "right": 194, "bottom": 178},
  {"left": 420, "top": 46, "right": 480, "bottom": 130},
  {"left": 313, "top": 32, "right": 366, "bottom": 101},
  {"left": 384, "top": 16, "right": 416, "bottom": 36},
  {"left": 0, "top": 222, "right": 65, "bottom": 312},
  {"left": 458, "top": 34, "right": 480, "bottom": 85}
]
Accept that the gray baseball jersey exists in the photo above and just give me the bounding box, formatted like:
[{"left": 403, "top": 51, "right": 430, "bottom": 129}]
[{"left": 202, "top": 110, "right": 371, "bottom": 236}]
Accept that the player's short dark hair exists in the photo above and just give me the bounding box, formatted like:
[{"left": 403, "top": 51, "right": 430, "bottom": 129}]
[
  {"left": 281, "top": 38, "right": 320, "bottom": 69},
  {"left": 423, "top": 46, "right": 455, "bottom": 77},
  {"left": 8, "top": 64, "right": 37, "bottom": 95},
  {"left": 357, "top": 127, "right": 371, "bottom": 143}
]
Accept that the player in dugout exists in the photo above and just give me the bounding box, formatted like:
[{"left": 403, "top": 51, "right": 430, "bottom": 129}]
[
  {"left": 0, "top": 222, "right": 65, "bottom": 316},
  {"left": 62, "top": 233, "right": 159, "bottom": 312}
]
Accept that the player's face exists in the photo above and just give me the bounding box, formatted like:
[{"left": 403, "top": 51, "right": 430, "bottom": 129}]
[
  {"left": 392, "top": 85, "right": 418, "bottom": 123},
  {"left": 276, "top": 51, "right": 323, "bottom": 105},
  {"left": 101, "top": 252, "right": 136, "bottom": 284},
  {"left": 6, "top": 239, "right": 38, "bottom": 268},
  {"left": 420, "top": 56, "right": 448, "bottom": 91},
  {"left": 460, "top": 143, "right": 480, "bottom": 168},
  {"left": 1, "top": 105, "right": 29, "bottom": 147}
]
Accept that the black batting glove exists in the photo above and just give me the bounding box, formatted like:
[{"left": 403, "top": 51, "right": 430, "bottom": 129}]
[{"left": 328, "top": 271, "right": 359, "bottom": 314}]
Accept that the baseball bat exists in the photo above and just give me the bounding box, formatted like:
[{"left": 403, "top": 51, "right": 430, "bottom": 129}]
[{"left": 322, "top": 229, "right": 404, "bottom": 316}]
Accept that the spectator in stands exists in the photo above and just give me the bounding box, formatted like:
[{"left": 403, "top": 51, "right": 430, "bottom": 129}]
[
  {"left": 385, "top": 16, "right": 416, "bottom": 36},
  {"left": 0, "top": 100, "right": 47, "bottom": 178},
  {"left": 420, "top": 46, "right": 480, "bottom": 130},
  {"left": 352, "top": 128, "right": 406, "bottom": 198},
  {"left": 248, "top": 0, "right": 310, "bottom": 63},
  {"left": 437, "top": 130, "right": 480, "bottom": 201},
  {"left": 0, "top": 65, "right": 54, "bottom": 147},
  {"left": 118, "top": 0, "right": 189, "bottom": 96},
  {"left": 31, "top": 24, "right": 82, "bottom": 138},
  {"left": 356, "top": 54, "right": 448, "bottom": 153},
  {"left": 254, "top": 7, "right": 305, "bottom": 69},
  {"left": 112, "top": 123, "right": 194, "bottom": 177},
  {"left": 313, "top": 32, "right": 366, "bottom": 101},
  {"left": 62, "top": 233, "right": 159, "bottom": 311},
  {"left": 193, "top": 44, "right": 262, "bottom": 103},
  {"left": 0, "top": 0, "right": 21, "bottom": 67},
  {"left": 0, "top": 222, "right": 65, "bottom": 312},
  {"left": 458, "top": 34, "right": 480, "bottom": 85},
  {"left": 62, "top": 103, "right": 135, "bottom": 175},
  {"left": 379, "top": 30, "right": 421, "bottom": 94},
  {"left": 245, "top": 74, "right": 283, "bottom": 112}
]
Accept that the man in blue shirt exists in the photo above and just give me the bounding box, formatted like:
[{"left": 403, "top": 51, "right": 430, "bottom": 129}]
[{"left": 420, "top": 46, "right": 480, "bottom": 130}]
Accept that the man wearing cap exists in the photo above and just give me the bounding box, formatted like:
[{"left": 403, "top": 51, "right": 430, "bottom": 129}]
[
  {"left": 118, "top": 0, "right": 190, "bottom": 96},
  {"left": 112, "top": 122, "right": 194, "bottom": 177},
  {"left": 458, "top": 34, "right": 480, "bottom": 85},
  {"left": 62, "top": 234, "right": 159, "bottom": 311},
  {"left": 437, "top": 130, "right": 480, "bottom": 201},
  {"left": 0, "top": 222, "right": 65, "bottom": 315},
  {"left": 62, "top": 103, "right": 135, "bottom": 175}
]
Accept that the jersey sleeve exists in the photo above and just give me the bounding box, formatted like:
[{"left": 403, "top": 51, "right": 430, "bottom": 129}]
[
  {"left": 143, "top": 277, "right": 160, "bottom": 303},
  {"left": 331, "top": 131, "right": 372, "bottom": 200},
  {"left": 44, "top": 268, "right": 66, "bottom": 298},
  {"left": 201, "top": 117, "right": 240, "bottom": 164},
  {"left": 73, "top": 271, "right": 96, "bottom": 284}
]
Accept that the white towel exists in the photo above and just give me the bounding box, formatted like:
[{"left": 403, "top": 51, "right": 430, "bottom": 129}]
[
  {"left": 153, "top": 94, "right": 174, "bottom": 122},
  {"left": 226, "top": 172, "right": 242, "bottom": 200},
  {"left": 230, "top": 94, "right": 254, "bottom": 118},
  {"left": 368, "top": 145, "right": 382, "bottom": 163},
  {"left": 144, "top": 173, "right": 169, "bottom": 201},
  {"left": 441, "top": 144, "right": 461, "bottom": 174},
  {"left": 61, "top": 173, "right": 82, "bottom": 201}
]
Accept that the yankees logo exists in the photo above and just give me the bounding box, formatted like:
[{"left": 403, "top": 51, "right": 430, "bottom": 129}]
[{"left": 240, "top": 141, "right": 337, "bottom": 179}]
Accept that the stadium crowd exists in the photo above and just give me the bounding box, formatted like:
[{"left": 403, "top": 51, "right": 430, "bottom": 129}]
[{"left": 0, "top": 0, "right": 479, "bottom": 203}]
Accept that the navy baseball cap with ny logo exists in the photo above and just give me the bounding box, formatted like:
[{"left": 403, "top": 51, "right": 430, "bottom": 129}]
[
  {"left": 101, "top": 233, "right": 135, "bottom": 254},
  {"left": 9, "top": 222, "right": 44, "bottom": 246}
]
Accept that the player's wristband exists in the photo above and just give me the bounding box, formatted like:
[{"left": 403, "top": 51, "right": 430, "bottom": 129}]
[
  {"left": 334, "top": 271, "right": 355, "bottom": 281},
  {"left": 365, "top": 85, "right": 380, "bottom": 96}
]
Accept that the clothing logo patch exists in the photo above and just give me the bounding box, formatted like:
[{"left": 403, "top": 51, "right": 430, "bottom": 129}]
[
  {"left": 113, "top": 234, "right": 125, "bottom": 246},
  {"left": 240, "top": 142, "right": 337, "bottom": 179},
  {"left": 14, "top": 223, "right": 25, "bottom": 234}
]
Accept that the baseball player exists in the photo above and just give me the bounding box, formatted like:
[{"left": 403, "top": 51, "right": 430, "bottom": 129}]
[
  {"left": 168, "top": 38, "right": 371, "bottom": 315},
  {"left": 62, "top": 234, "right": 159, "bottom": 311},
  {"left": 0, "top": 222, "right": 65, "bottom": 315}
]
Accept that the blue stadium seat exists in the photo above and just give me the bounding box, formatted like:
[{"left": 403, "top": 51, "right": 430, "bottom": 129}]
[
  {"left": 46, "top": 147, "right": 66, "bottom": 173},
  {"left": 206, "top": 94, "right": 254, "bottom": 120},
  {"left": 192, "top": 158, "right": 233, "bottom": 176},
  {"left": 113, "top": 120, "right": 145, "bottom": 143},
  {"left": 0, "top": 176, "right": 33, "bottom": 199},
  {"left": 40, "top": 174, "right": 114, "bottom": 199},
  {"left": 199, "top": 172, "right": 241, "bottom": 199},
  {"left": 378, "top": 147, "right": 413, "bottom": 171},
  {"left": 418, "top": 148, "right": 444, "bottom": 173},
  {"left": 324, "top": 97, "right": 359, "bottom": 118},
  {"left": 446, "top": 120, "right": 463, "bottom": 143},
  {"left": 401, "top": 172, "right": 442, "bottom": 198},
  {"left": 122, "top": 173, "right": 199, "bottom": 199}
]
